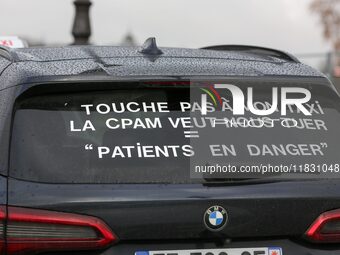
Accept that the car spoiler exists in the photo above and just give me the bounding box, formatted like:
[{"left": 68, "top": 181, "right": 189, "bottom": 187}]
[{"left": 201, "top": 45, "right": 300, "bottom": 63}]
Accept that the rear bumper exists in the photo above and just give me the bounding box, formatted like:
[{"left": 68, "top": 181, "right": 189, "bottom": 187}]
[{"left": 100, "top": 239, "right": 340, "bottom": 255}]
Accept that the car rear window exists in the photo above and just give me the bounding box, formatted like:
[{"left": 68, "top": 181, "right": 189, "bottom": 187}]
[{"left": 9, "top": 82, "right": 340, "bottom": 183}]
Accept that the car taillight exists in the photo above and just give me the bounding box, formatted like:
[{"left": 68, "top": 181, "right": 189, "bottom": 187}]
[
  {"left": 305, "top": 209, "right": 340, "bottom": 243},
  {"left": 6, "top": 206, "right": 117, "bottom": 255},
  {"left": 0, "top": 206, "right": 5, "bottom": 255}
]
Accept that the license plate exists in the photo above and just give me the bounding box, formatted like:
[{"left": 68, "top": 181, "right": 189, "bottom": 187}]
[{"left": 135, "top": 247, "right": 282, "bottom": 255}]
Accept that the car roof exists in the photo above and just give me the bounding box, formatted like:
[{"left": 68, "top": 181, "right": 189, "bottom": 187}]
[{"left": 0, "top": 43, "right": 325, "bottom": 90}]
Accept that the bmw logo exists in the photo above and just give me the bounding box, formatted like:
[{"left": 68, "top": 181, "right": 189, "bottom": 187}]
[{"left": 204, "top": 205, "right": 228, "bottom": 231}]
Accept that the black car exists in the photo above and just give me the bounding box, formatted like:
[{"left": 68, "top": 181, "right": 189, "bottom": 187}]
[{"left": 0, "top": 38, "right": 340, "bottom": 255}]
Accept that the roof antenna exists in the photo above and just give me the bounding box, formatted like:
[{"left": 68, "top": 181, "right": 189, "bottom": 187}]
[{"left": 139, "top": 37, "right": 163, "bottom": 55}]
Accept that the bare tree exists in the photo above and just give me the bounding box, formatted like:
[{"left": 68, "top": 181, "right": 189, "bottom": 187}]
[{"left": 311, "top": 0, "right": 340, "bottom": 50}]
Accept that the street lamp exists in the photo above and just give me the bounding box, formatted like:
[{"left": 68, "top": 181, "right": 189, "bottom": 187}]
[{"left": 72, "top": 0, "right": 92, "bottom": 45}]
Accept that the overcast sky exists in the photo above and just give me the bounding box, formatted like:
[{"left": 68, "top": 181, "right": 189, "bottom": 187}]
[{"left": 0, "top": 0, "right": 332, "bottom": 55}]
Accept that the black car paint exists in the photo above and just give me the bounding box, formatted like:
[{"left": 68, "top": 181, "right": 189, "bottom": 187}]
[
  {"left": 0, "top": 45, "right": 339, "bottom": 254},
  {"left": 0, "top": 176, "right": 6, "bottom": 206},
  {"left": 7, "top": 178, "right": 340, "bottom": 241}
]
